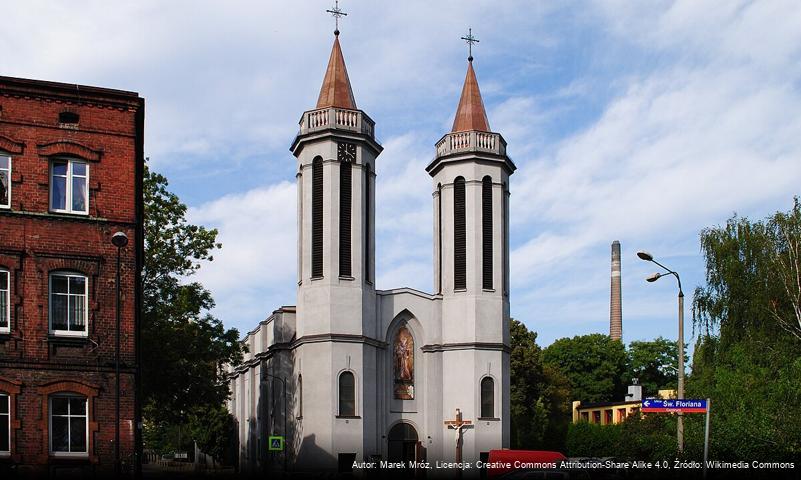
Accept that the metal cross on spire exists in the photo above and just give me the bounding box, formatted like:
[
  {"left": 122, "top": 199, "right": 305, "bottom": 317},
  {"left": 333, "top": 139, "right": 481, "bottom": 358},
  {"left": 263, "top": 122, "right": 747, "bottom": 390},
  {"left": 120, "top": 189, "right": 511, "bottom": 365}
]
[
  {"left": 461, "top": 27, "right": 479, "bottom": 62},
  {"left": 326, "top": 0, "right": 348, "bottom": 36}
]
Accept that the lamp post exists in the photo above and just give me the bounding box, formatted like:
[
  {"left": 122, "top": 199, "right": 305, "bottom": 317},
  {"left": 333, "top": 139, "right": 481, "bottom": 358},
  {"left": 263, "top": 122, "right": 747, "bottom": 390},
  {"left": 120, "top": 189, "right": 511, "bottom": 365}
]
[
  {"left": 112, "top": 231, "right": 129, "bottom": 475},
  {"left": 637, "top": 250, "right": 685, "bottom": 454},
  {"left": 263, "top": 372, "right": 287, "bottom": 472}
]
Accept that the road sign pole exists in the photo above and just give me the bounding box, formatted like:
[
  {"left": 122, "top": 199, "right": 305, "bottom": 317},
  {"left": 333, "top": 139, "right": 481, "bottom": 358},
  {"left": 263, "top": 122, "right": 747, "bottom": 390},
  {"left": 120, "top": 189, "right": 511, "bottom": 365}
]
[{"left": 703, "top": 398, "right": 711, "bottom": 479}]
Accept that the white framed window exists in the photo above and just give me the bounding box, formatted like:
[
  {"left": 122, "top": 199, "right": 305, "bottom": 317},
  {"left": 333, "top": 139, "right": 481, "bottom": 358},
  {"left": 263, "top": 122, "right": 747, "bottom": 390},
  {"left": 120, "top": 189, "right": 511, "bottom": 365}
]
[
  {"left": 49, "top": 272, "right": 88, "bottom": 336},
  {"left": 0, "top": 270, "right": 9, "bottom": 334},
  {"left": 49, "top": 395, "right": 88, "bottom": 456},
  {"left": 0, "top": 155, "right": 9, "bottom": 209},
  {"left": 0, "top": 393, "right": 9, "bottom": 454},
  {"left": 50, "top": 159, "right": 88, "bottom": 214}
]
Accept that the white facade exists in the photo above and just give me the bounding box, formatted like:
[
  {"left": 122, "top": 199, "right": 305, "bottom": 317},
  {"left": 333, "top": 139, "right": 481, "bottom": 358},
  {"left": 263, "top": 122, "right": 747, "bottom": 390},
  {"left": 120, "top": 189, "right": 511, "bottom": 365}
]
[{"left": 228, "top": 34, "right": 515, "bottom": 475}]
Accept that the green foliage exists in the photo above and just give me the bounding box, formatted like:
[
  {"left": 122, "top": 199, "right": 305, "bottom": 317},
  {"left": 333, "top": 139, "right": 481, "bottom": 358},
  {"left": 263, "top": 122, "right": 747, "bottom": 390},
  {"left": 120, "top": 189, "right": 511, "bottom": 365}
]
[
  {"left": 690, "top": 199, "right": 801, "bottom": 461},
  {"left": 142, "top": 164, "right": 245, "bottom": 426},
  {"left": 187, "top": 404, "right": 238, "bottom": 463},
  {"left": 510, "top": 319, "right": 571, "bottom": 450},
  {"left": 543, "top": 334, "right": 627, "bottom": 403},
  {"left": 627, "top": 336, "right": 683, "bottom": 397},
  {"left": 567, "top": 415, "right": 677, "bottom": 459}
]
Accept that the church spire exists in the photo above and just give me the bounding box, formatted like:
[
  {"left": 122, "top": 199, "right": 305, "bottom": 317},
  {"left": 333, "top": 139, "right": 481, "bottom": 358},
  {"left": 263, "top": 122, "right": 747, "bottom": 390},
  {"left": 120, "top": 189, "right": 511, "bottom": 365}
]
[
  {"left": 451, "top": 61, "right": 490, "bottom": 132},
  {"left": 317, "top": 2, "right": 355, "bottom": 110},
  {"left": 452, "top": 29, "right": 489, "bottom": 132},
  {"left": 316, "top": 35, "right": 357, "bottom": 109}
]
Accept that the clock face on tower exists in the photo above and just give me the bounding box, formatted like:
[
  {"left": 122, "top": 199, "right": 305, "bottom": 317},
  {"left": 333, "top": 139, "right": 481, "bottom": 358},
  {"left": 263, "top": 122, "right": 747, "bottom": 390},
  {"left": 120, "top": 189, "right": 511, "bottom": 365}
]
[{"left": 337, "top": 142, "right": 357, "bottom": 162}]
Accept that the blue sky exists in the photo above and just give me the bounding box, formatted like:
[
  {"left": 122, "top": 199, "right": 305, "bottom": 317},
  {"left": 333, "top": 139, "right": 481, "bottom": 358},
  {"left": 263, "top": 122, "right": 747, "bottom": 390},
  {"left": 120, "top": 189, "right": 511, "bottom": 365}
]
[{"left": 4, "top": 1, "right": 801, "bottom": 350}]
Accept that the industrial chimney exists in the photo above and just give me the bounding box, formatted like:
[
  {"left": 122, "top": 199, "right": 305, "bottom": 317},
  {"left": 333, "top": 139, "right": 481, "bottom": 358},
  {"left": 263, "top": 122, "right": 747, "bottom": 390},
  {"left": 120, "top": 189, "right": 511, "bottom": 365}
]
[{"left": 610, "top": 240, "right": 623, "bottom": 341}]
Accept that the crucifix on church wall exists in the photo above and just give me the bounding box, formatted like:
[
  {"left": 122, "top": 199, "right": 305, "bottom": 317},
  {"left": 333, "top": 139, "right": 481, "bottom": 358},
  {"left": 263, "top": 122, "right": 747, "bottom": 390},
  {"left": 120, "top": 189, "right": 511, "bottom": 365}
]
[{"left": 444, "top": 408, "right": 473, "bottom": 466}]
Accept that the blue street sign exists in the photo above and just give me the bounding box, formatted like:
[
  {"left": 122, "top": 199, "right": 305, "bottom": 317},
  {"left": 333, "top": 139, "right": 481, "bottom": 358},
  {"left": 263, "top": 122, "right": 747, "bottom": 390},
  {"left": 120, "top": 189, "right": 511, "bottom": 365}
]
[{"left": 641, "top": 398, "right": 708, "bottom": 413}]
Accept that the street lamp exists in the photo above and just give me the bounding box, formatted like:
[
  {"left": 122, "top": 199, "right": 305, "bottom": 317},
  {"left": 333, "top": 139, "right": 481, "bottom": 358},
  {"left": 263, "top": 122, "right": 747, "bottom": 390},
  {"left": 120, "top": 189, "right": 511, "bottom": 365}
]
[
  {"left": 263, "top": 372, "right": 287, "bottom": 473},
  {"left": 112, "top": 231, "right": 128, "bottom": 475},
  {"left": 637, "top": 250, "right": 685, "bottom": 454}
]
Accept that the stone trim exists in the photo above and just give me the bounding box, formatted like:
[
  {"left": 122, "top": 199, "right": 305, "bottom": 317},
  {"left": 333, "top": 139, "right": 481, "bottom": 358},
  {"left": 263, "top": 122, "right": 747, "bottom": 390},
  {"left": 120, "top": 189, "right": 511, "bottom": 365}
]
[{"left": 420, "top": 342, "right": 511, "bottom": 353}]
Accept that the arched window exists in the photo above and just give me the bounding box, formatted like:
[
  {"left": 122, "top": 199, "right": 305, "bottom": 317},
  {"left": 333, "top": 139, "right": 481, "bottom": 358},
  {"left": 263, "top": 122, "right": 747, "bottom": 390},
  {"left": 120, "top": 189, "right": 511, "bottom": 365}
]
[
  {"left": 49, "top": 394, "right": 88, "bottom": 455},
  {"left": 0, "top": 154, "right": 10, "bottom": 209},
  {"left": 453, "top": 177, "right": 466, "bottom": 290},
  {"left": 338, "top": 371, "right": 355, "bottom": 416},
  {"left": 482, "top": 176, "right": 493, "bottom": 290},
  {"left": 480, "top": 377, "right": 494, "bottom": 418},
  {"left": 364, "top": 164, "right": 372, "bottom": 283},
  {"left": 0, "top": 391, "right": 9, "bottom": 454},
  {"left": 49, "top": 272, "right": 88, "bottom": 336},
  {"left": 311, "top": 157, "right": 324, "bottom": 278},
  {"left": 339, "top": 161, "right": 352, "bottom": 277},
  {"left": 0, "top": 269, "right": 9, "bottom": 333},
  {"left": 437, "top": 183, "right": 442, "bottom": 294}
]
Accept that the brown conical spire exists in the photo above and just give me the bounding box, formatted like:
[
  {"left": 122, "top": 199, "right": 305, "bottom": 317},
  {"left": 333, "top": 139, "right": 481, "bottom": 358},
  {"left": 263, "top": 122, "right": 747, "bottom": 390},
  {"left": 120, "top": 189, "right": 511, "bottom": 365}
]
[
  {"left": 316, "top": 34, "right": 357, "bottom": 110},
  {"left": 451, "top": 60, "right": 490, "bottom": 132}
]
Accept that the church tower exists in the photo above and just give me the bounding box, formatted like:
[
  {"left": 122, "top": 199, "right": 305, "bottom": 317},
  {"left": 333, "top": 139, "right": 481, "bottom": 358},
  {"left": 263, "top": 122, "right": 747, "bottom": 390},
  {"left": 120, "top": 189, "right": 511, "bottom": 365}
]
[
  {"left": 427, "top": 46, "right": 515, "bottom": 459},
  {"left": 290, "top": 25, "right": 383, "bottom": 467}
]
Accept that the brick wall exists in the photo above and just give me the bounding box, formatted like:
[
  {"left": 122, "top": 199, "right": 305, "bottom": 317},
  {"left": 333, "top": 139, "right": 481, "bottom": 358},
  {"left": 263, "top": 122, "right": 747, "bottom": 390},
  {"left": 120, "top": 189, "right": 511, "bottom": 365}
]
[{"left": 0, "top": 76, "right": 143, "bottom": 476}]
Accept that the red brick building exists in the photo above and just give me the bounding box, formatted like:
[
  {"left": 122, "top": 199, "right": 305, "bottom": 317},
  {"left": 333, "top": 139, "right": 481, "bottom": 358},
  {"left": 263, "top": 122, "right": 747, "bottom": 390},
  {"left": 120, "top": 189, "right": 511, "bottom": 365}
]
[{"left": 0, "top": 76, "right": 143, "bottom": 477}]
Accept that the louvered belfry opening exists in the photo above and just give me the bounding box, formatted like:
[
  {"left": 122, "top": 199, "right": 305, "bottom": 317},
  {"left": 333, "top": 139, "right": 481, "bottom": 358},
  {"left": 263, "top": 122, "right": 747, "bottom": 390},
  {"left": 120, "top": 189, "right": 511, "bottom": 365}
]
[
  {"left": 312, "top": 157, "right": 324, "bottom": 278},
  {"left": 339, "top": 161, "right": 352, "bottom": 277},
  {"left": 482, "top": 176, "right": 493, "bottom": 290},
  {"left": 502, "top": 182, "right": 509, "bottom": 296},
  {"left": 454, "top": 177, "right": 467, "bottom": 290},
  {"left": 437, "top": 183, "right": 443, "bottom": 294},
  {"left": 364, "top": 165, "right": 372, "bottom": 283}
]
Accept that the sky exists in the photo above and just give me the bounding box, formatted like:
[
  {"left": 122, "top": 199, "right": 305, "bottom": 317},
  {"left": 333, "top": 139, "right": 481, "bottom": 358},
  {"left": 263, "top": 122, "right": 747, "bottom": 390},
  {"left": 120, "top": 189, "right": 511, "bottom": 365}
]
[{"left": 4, "top": 1, "right": 801, "bottom": 351}]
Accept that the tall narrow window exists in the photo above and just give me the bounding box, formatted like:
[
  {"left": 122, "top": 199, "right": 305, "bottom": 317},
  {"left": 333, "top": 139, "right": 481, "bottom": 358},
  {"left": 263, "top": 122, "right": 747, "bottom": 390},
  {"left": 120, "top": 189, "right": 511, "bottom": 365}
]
[
  {"left": 311, "top": 158, "right": 324, "bottom": 278},
  {"left": 480, "top": 377, "right": 494, "bottom": 418},
  {"left": 502, "top": 182, "right": 509, "bottom": 296},
  {"left": 49, "top": 272, "right": 88, "bottom": 336},
  {"left": 51, "top": 159, "right": 88, "bottom": 214},
  {"left": 364, "top": 165, "right": 372, "bottom": 284},
  {"left": 339, "top": 159, "right": 352, "bottom": 277},
  {"left": 49, "top": 395, "right": 88, "bottom": 456},
  {"left": 454, "top": 177, "right": 466, "bottom": 290},
  {"left": 0, "top": 155, "right": 10, "bottom": 209},
  {"left": 437, "top": 183, "right": 442, "bottom": 294},
  {"left": 0, "top": 393, "right": 8, "bottom": 454},
  {"left": 482, "top": 176, "right": 493, "bottom": 290},
  {"left": 338, "top": 371, "right": 355, "bottom": 416},
  {"left": 298, "top": 374, "right": 303, "bottom": 418},
  {"left": 0, "top": 270, "right": 9, "bottom": 333}
]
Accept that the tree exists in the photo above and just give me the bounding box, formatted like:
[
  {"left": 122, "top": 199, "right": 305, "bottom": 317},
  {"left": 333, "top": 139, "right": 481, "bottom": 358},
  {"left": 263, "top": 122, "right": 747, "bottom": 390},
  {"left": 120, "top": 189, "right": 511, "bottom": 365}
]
[
  {"left": 542, "top": 334, "right": 627, "bottom": 403},
  {"left": 627, "top": 336, "right": 681, "bottom": 397},
  {"left": 690, "top": 199, "right": 801, "bottom": 460},
  {"left": 509, "top": 319, "right": 570, "bottom": 450},
  {"left": 142, "top": 164, "right": 245, "bottom": 430}
]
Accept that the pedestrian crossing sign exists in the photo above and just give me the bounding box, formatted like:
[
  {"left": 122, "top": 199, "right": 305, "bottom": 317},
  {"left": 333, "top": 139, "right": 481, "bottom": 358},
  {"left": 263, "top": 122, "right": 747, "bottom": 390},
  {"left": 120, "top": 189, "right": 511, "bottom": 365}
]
[{"left": 268, "top": 436, "right": 284, "bottom": 451}]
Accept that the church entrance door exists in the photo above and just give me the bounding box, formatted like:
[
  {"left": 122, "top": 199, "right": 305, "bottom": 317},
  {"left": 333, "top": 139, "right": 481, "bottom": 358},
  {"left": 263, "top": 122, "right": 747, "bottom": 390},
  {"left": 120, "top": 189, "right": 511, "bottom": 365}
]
[{"left": 387, "top": 422, "right": 419, "bottom": 467}]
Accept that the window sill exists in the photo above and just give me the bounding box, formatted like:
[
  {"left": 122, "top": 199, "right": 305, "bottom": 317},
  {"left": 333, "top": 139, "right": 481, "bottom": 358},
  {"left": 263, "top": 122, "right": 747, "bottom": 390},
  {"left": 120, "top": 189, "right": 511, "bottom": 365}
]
[
  {"left": 48, "top": 210, "right": 89, "bottom": 217},
  {"left": 310, "top": 276, "right": 324, "bottom": 281},
  {"left": 478, "top": 417, "right": 500, "bottom": 421},
  {"left": 339, "top": 275, "right": 354, "bottom": 281},
  {"left": 482, "top": 288, "right": 496, "bottom": 293},
  {"left": 47, "top": 335, "right": 89, "bottom": 347},
  {"left": 335, "top": 415, "right": 361, "bottom": 419},
  {"left": 453, "top": 288, "right": 467, "bottom": 293},
  {"left": 49, "top": 453, "right": 90, "bottom": 460},
  {"left": 0, "top": 333, "right": 11, "bottom": 342}
]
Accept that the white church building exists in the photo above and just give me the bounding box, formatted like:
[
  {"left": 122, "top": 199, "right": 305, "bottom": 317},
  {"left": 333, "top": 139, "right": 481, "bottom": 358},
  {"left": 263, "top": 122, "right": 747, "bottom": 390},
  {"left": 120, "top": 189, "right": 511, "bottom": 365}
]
[{"left": 227, "top": 26, "right": 516, "bottom": 475}]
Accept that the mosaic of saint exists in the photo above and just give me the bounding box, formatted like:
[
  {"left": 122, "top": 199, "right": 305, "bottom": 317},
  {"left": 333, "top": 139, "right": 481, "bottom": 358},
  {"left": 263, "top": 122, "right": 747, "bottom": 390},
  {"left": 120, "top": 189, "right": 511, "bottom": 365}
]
[{"left": 393, "top": 326, "right": 414, "bottom": 399}]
